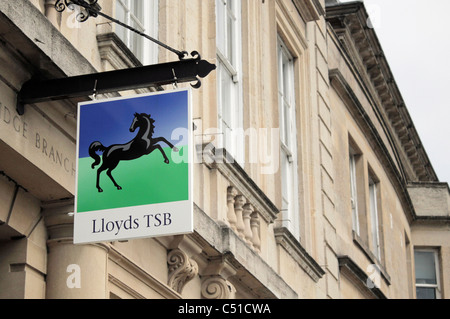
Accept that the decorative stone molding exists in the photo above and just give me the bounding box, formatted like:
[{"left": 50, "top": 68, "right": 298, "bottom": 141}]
[
  {"left": 329, "top": 68, "right": 417, "bottom": 222},
  {"left": 96, "top": 32, "right": 152, "bottom": 95},
  {"left": 225, "top": 189, "right": 263, "bottom": 253},
  {"left": 42, "top": 198, "right": 76, "bottom": 241},
  {"left": 194, "top": 204, "right": 298, "bottom": 299},
  {"left": 338, "top": 256, "right": 387, "bottom": 299},
  {"left": 201, "top": 276, "right": 235, "bottom": 299},
  {"left": 326, "top": 2, "right": 437, "bottom": 182},
  {"left": 352, "top": 231, "right": 391, "bottom": 285},
  {"left": 293, "top": 0, "right": 325, "bottom": 22},
  {"left": 97, "top": 32, "right": 142, "bottom": 70},
  {"left": 274, "top": 227, "right": 325, "bottom": 283},
  {"left": 108, "top": 245, "right": 181, "bottom": 299},
  {"left": 167, "top": 248, "right": 199, "bottom": 294},
  {"left": 200, "top": 145, "right": 279, "bottom": 224},
  {"left": 201, "top": 256, "right": 237, "bottom": 299},
  {"left": 108, "top": 274, "right": 146, "bottom": 299},
  {"left": 197, "top": 144, "right": 277, "bottom": 255}
]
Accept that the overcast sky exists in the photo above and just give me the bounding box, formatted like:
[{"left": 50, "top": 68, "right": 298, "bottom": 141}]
[{"left": 339, "top": 0, "right": 450, "bottom": 184}]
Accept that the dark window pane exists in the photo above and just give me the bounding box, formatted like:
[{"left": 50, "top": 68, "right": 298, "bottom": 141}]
[
  {"left": 416, "top": 287, "right": 436, "bottom": 299},
  {"left": 414, "top": 251, "right": 437, "bottom": 285}
]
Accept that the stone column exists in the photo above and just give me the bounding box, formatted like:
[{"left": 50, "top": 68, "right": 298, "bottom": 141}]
[
  {"left": 226, "top": 187, "right": 238, "bottom": 231},
  {"left": 44, "top": 200, "right": 109, "bottom": 299},
  {"left": 234, "top": 195, "right": 246, "bottom": 237},
  {"left": 242, "top": 203, "right": 254, "bottom": 245},
  {"left": 250, "top": 212, "right": 261, "bottom": 253}
]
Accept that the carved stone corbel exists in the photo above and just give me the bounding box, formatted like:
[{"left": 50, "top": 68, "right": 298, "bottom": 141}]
[
  {"left": 200, "top": 255, "right": 237, "bottom": 299},
  {"left": 201, "top": 275, "right": 236, "bottom": 299},
  {"left": 167, "top": 248, "right": 199, "bottom": 294}
]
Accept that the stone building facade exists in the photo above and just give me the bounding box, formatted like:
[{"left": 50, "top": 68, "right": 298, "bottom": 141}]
[{"left": 0, "top": 0, "right": 448, "bottom": 299}]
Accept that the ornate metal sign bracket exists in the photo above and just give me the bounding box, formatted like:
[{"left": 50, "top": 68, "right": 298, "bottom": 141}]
[
  {"left": 16, "top": 52, "right": 215, "bottom": 115},
  {"left": 16, "top": 2, "right": 216, "bottom": 115},
  {"left": 55, "top": 0, "right": 189, "bottom": 60},
  {"left": 55, "top": 0, "right": 101, "bottom": 23}
]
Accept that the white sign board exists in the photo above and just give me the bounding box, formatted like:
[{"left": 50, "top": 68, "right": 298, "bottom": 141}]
[{"left": 74, "top": 89, "right": 193, "bottom": 244}]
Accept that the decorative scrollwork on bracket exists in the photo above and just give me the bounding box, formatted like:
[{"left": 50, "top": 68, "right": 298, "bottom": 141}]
[
  {"left": 55, "top": 0, "right": 100, "bottom": 22},
  {"left": 51, "top": 0, "right": 198, "bottom": 62},
  {"left": 167, "top": 249, "right": 199, "bottom": 294},
  {"left": 188, "top": 51, "right": 202, "bottom": 88}
]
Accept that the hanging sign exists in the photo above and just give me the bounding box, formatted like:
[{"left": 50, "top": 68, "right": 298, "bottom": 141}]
[{"left": 74, "top": 89, "right": 193, "bottom": 244}]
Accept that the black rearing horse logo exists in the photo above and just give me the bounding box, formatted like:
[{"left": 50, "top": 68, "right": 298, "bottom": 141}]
[{"left": 89, "top": 113, "right": 179, "bottom": 193}]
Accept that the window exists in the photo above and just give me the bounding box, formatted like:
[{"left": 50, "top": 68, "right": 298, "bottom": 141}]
[
  {"left": 369, "top": 176, "right": 381, "bottom": 260},
  {"left": 348, "top": 140, "right": 386, "bottom": 264},
  {"left": 216, "top": 0, "right": 243, "bottom": 162},
  {"left": 414, "top": 249, "right": 441, "bottom": 299},
  {"left": 349, "top": 148, "right": 360, "bottom": 235},
  {"left": 277, "top": 36, "right": 299, "bottom": 239},
  {"left": 115, "top": 0, "right": 159, "bottom": 64}
]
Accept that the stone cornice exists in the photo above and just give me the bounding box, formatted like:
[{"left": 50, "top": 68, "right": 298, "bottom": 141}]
[
  {"left": 326, "top": 2, "right": 438, "bottom": 182},
  {"left": 293, "top": 0, "right": 325, "bottom": 22},
  {"left": 97, "top": 32, "right": 142, "bottom": 70},
  {"left": 274, "top": 227, "right": 325, "bottom": 283},
  {"left": 329, "top": 68, "right": 417, "bottom": 223},
  {"left": 352, "top": 231, "right": 391, "bottom": 285},
  {"left": 338, "top": 255, "right": 387, "bottom": 299}
]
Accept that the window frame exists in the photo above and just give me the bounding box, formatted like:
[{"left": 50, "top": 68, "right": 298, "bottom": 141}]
[
  {"left": 216, "top": 0, "right": 243, "bottom": 163},
  {"left": 368, "top": 175, "right": 381, "bottom": 260},
  {"left": 277, "top": 35, "right": 300, "bottom": 239},
  {"left": 414, "top": 249, "right": 442, "bottom": 299},
  {"left": 348, "top": 140, "right": 386, "bottom": 265},
  {"left": 115, "top": 0, "right": 159, "bottom": 65},
  {"left": 349, "top": 147, "right": 360, "bottom": 236}
]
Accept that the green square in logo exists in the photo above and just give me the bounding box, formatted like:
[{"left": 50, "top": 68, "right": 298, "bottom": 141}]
[{"left": 76, "top": 146, "right": 189, "bottom": 213}]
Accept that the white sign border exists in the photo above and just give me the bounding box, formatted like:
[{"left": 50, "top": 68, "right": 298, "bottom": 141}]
[{"left": 74, "top": 88, "right": 193, "bottom": 245}]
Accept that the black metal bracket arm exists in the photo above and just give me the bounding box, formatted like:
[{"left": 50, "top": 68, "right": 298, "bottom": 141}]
[
  {"left": 16, "top": 52, "right": 216, "bottom": 115},
  {"left": 55, "top": 0, "right": 189, "bottom": 60}
]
